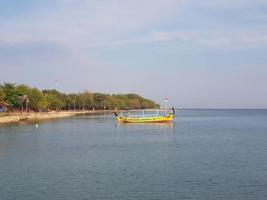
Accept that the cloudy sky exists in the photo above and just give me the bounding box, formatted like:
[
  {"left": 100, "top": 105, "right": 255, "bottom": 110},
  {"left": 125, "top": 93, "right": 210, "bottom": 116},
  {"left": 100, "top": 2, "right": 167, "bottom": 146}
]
[{"left": 1, "top": 0, "right": 267, "bottom": 108}]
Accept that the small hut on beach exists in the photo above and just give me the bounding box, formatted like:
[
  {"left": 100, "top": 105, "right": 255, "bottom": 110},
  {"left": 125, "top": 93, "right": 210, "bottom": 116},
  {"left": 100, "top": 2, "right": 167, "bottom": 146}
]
[{"left": 0, "top": 102, "right": 9, "bottom": 112}]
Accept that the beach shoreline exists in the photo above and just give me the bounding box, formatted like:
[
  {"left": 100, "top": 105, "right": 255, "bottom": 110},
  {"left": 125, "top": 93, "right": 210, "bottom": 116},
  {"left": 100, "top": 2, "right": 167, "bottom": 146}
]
[
  {"left": 0, "top": 110, "right": 118, "bottom": 125},
  {"left": 0, "top": 109, "right": 167, "bottom": 125}
]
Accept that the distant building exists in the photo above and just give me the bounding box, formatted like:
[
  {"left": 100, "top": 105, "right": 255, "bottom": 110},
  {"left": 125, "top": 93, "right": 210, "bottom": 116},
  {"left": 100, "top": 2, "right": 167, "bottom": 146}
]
[{"left": 0, "top": 102, "right": 9, "bottom": 112}]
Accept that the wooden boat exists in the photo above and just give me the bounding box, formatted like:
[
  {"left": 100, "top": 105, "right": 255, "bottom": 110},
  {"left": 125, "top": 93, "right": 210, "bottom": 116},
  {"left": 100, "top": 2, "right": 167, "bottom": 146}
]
[{"left": 114, "top": 107, "right": 175, "bottom": 123}]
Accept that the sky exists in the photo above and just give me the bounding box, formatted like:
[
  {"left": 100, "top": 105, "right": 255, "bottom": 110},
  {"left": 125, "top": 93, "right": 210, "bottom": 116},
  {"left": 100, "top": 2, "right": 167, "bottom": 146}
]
[{"left": 0, "top": 0, "right": 267, "bottom": 108}]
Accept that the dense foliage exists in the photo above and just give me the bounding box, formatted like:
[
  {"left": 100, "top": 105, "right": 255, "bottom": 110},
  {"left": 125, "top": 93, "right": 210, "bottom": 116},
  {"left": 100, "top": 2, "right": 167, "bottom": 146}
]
[{"left": 0, "top": 83, "right": 159, "bottom": 112}]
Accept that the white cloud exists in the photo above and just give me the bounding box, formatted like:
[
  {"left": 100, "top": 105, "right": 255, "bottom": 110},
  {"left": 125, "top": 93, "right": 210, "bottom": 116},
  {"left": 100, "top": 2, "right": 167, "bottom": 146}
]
[
  {"left": 1, "top": 0, "right": 267, "bottom": 52},
  {"left": 101, "top": 29, "right": 267, "bottom": 49},
  {"left": 0, "top": 0, "right": 184, "bottom": 44},
  {"left": 0, "top": 0, "right": 266, "bottom": 48}
]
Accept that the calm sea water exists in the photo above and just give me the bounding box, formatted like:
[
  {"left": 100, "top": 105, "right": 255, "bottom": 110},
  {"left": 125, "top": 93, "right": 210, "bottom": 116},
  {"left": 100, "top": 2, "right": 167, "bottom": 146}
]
[{"left": 0, "top": 109, "right": 267, "bottom": 200}]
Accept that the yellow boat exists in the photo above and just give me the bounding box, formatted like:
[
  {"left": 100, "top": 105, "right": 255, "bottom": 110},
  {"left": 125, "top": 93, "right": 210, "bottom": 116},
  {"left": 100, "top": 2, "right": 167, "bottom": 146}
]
[{"left": 114, "top": 108, "right": 175, "bottom": 123}]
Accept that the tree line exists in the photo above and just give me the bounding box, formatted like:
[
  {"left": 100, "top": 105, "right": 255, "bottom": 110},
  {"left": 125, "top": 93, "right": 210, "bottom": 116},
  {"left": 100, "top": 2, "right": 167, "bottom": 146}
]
[{"left": 0, "top": 83, "right": 159, "bottom": 112}]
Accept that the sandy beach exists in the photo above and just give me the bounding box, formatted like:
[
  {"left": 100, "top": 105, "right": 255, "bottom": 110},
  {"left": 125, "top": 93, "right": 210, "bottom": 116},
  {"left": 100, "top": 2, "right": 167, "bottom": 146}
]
[{"left": 0, "top": 110, "right": 116, "bottom": 124}]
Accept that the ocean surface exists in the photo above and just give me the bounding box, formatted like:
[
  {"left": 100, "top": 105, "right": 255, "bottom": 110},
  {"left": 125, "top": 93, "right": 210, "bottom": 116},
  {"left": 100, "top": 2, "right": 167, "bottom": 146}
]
[{"left": 0, "top": 109, "right": 267, "bottom": 200}]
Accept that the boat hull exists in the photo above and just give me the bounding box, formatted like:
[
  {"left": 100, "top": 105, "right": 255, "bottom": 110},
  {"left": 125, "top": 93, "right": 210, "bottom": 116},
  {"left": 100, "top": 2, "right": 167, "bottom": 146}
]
[{"left": 117, "top": 114, "right": 174, "bottom": 123}]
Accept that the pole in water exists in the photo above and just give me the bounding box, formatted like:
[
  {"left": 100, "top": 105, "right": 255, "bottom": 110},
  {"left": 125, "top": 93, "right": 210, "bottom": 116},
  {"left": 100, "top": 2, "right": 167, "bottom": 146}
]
[{"left": 35, "top": 124, "right": 38, "bottom": 128}]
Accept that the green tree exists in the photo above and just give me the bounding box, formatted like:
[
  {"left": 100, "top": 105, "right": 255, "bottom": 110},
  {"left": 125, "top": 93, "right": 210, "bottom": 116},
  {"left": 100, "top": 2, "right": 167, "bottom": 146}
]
[
  {"left": 1, "top": 83, "right": 20, "bottom": 109},
  {"left": 128, "top": 99, "right": 141, "bottom": 109},
  {"left": 46, "top": 94, "right": 64, "bottom": 110},
  {"left": 116, "top": 98, "right": 126, "bottom": 109},
  {"left": 28, "top": 88, "right": 47, "bottom": 111},
  {"left": 0, "top": 87, "right": 6, "bottom": 102},
  {"left": 17, "top": 84, "right": 31, "bottom": 96},
  {"left": 93, "top": 93, "right": 106, "bottom": 109},
  {"left": 82, "top": 91, "right": 93, "bottom": 109},
  {"left": 63, "top": 94, "right": 76, "bottom": 110},
  {"left": 103, "top": 95, "right": 117, "bottom": 109},
  {"left": 43, "top": 90, "right": 64, "bottom": 110},
  {"left": 64, "top": 93, "right": 77, "bottom": 110},
  {"left": 0, "top": 82, "right": 159, "bottom": 111}
]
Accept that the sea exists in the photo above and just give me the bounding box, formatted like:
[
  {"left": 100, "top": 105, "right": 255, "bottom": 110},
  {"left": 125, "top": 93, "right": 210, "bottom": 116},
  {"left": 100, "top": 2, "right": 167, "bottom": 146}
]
[{"left": 0, "top": 109, "right": 267, "bottom": 200}]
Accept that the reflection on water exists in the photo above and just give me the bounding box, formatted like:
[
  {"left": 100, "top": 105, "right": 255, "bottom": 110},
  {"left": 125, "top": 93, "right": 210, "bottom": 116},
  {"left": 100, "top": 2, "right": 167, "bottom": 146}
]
[
  {"left": 115, "top": 122, "right": 175, "bottom": 144},
  {"left": 115, "top": 121, "right": 174, "bottom": 129}
]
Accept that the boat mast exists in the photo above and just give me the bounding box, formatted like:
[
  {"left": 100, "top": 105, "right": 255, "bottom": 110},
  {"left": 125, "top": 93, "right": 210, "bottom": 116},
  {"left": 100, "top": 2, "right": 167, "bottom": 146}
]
[{"left": 164, "top": 97, "right": 168, "bottom": 115}]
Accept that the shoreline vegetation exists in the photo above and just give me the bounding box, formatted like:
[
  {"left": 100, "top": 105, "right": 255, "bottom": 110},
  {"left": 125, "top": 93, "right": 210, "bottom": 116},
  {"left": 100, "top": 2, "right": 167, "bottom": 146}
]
[{"left": 0, "top": 82, "right": 159, "bottom": 124}]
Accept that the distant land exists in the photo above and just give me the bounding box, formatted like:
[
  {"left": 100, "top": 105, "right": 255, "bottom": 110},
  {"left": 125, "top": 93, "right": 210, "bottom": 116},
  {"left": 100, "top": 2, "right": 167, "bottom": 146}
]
[{"left": 0, "top": 82, "right": 159, "bottom": 112}]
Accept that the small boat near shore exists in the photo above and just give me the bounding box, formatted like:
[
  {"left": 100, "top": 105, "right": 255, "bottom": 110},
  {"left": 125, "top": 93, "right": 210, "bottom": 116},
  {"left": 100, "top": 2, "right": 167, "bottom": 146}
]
[{"left": 114, "top": 107, "right": 175, "bottom": 123}]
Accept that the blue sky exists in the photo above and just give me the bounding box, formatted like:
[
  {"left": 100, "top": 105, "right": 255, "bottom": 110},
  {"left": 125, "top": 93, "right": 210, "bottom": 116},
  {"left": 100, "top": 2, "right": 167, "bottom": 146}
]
[{"left": 1, "top": 0, "right": 267, "bottom": 108}]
